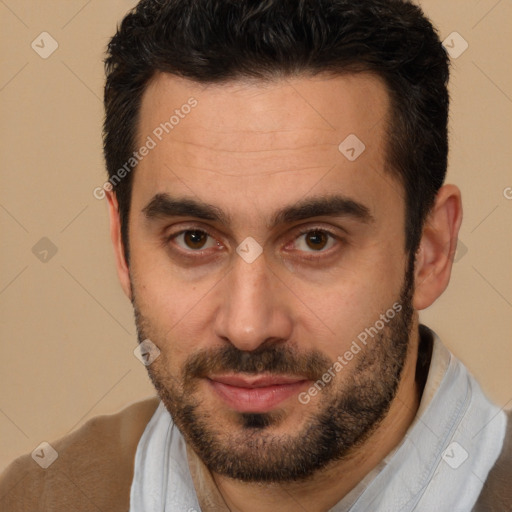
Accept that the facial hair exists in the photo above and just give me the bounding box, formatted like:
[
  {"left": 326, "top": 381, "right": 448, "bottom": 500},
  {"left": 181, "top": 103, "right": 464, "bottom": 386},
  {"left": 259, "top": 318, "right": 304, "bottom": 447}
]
[{"left": 132, "top": 257, "right": 415, "bottom": 482}]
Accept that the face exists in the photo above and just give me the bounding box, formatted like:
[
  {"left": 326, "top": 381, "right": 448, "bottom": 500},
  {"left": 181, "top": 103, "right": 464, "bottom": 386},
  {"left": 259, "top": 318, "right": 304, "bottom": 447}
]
[{"left": 127, "top": 72, "right": 415, "bottom": 481}]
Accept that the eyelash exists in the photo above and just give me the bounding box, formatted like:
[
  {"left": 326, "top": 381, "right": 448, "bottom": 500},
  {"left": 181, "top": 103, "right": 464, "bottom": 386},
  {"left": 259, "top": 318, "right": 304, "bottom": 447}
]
[{"left": 165, "top": 225, "right": 342, "bottom": 261}]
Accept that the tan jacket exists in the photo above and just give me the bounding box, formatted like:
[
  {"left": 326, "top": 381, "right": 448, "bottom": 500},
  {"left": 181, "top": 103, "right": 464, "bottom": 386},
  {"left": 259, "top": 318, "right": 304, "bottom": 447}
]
[
  {"left": 0, "top": 397, "right": 159, "bottom": 512},
  {"left": 0, "top": 396, "right": 510, "bottom": 511}
]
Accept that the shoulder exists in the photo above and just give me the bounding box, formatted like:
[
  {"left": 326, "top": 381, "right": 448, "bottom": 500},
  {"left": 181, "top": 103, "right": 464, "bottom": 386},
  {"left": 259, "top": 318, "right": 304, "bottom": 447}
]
[
  {"left": 473, "top": 408, "right": 512, "bottom": 511},
  {"left": 0, "top": 396, "right": 160, "bottom": 512}
]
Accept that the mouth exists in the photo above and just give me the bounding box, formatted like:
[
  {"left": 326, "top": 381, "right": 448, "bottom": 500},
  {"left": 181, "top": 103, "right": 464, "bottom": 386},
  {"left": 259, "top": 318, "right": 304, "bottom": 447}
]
[{"left": 206, "top": 374, "right": 310, "bottom": 413}]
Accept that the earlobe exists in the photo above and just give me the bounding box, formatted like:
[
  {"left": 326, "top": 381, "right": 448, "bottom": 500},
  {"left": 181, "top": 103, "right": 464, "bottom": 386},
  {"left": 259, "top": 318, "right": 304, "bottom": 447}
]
[
  {"left": 106, "top": 190, "right": 132, "bottom": 301},
  {"left": 413, "top": 184, "right": 463, "bottom": 310}
]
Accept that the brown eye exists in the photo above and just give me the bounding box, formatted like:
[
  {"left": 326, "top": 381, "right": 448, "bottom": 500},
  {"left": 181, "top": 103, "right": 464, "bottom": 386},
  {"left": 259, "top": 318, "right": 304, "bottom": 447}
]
[
  {"left": 304, "top": 230, "right": 329, "bottom": 251},
  {"left": 293, "top": 229, "right": 336, "bottom": 253},
  {"left": 172, "top": 230, "right": 218, "bottom": 251},
  {"left": 183, "top": 230, "right": 208, "bottom": 249}
]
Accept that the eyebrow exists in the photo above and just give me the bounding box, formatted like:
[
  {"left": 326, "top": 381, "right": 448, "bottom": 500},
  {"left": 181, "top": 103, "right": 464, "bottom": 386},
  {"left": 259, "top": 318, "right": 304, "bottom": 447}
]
[{"left": 142, "top": 193, "right": 374, "bottom": 228}]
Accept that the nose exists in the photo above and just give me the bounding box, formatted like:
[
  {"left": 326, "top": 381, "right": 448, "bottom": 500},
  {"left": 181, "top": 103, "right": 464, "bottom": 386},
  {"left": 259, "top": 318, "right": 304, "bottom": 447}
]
[{"left": 213, "top": 249, "right": 293, "bottom": 352}]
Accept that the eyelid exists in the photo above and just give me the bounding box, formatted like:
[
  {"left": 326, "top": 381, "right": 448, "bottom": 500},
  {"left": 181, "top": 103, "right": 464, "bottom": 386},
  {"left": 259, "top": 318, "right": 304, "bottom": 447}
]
[{"left": 294, "top": 225, "right": 338, "bottom": 238}]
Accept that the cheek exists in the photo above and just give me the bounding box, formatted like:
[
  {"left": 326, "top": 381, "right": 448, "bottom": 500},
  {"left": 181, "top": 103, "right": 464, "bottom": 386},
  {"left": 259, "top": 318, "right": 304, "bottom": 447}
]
[
  {"left": 130, "top": 253, "right": 204, "bottom": 331},
  {"left": 293, "top": 253, "right": 406, "bottom": 358},
  {"left": 134, "top": 290, "right": 219, "bottom": 382}
]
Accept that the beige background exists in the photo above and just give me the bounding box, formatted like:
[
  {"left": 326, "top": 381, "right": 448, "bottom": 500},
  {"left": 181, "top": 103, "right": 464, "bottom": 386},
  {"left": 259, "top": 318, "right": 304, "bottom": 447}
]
[{"left": 0, "top": 0, "right": 511, "bottom": 472}]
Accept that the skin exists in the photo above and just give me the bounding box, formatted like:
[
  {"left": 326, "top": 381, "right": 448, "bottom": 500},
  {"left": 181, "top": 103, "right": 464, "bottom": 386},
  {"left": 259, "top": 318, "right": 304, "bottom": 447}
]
[{"left": 106, "top": 71, "right": 462, "bottom": 511}]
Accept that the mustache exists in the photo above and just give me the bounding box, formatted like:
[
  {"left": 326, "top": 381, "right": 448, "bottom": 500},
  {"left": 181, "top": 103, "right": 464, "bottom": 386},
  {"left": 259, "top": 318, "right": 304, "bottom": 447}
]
[{"left": 183, "top": 343, "right": 332, "bottom": 383}]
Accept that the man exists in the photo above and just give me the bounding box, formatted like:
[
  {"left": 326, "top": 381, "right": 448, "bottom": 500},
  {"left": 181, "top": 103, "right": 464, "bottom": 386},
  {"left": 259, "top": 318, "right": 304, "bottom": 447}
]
[{"left": 1, "top": 0, "right": 510, "bottom": 510}]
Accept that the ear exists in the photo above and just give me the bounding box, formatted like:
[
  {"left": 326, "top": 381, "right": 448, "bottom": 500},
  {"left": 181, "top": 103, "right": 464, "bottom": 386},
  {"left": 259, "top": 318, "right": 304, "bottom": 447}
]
[
  {"left": 413, "top": 184, "right": 463, "bottom": 310},
  {"left": 106, "top": 190, "right": 132, "bottom": 301}
]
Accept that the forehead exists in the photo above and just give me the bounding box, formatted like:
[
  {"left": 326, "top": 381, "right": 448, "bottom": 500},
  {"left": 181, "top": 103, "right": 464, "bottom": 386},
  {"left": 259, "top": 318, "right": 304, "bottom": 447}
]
[
  {"left": 132, "top": 71, "right": 402, "bottom": 230},
  {"left": 139, "top": 71, "right": 389, "bottom": 152}
]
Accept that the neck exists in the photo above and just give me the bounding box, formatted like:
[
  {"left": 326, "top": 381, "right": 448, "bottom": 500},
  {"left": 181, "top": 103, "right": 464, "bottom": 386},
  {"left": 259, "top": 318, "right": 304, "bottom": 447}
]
[{"left": 207, "top": 321, "right": 423, "bottom": 512}]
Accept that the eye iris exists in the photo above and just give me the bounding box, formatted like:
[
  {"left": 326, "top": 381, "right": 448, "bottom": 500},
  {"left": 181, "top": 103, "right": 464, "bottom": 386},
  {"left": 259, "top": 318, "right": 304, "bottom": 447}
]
[
  {"left": 184, "top": 230, "right": 207, "bottom": 249},
  {"left": 306, "top": 230, "right": 328, "bottom": 250}
]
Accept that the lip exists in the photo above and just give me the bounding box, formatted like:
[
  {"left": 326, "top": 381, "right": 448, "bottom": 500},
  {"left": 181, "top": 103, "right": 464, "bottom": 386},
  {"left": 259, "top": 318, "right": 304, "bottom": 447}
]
[{"left": 207, "top": 374, "right": 309, "bottom": 413}]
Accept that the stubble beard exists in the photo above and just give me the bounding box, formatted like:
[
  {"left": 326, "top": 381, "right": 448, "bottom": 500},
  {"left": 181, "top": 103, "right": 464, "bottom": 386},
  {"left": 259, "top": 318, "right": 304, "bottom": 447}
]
[{"left": 132, "top": 259, "right": 415, "bottom": 482}]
